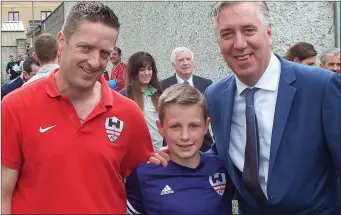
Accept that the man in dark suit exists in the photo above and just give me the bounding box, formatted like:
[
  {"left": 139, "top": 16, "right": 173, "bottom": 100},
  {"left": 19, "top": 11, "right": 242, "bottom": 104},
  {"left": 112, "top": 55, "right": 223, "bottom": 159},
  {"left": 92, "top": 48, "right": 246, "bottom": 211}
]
[
  {"left": 162, "top": 47, "right": 213, "bottom": 151},
  {"left": 205, "top": 2, "right": 340, "bottom": 214},
  {"left": 151, "top": 1, "right": 340, "bottom": 214},
  {"left": 161, "top": 47, "right": 212, "bottom": 94}
]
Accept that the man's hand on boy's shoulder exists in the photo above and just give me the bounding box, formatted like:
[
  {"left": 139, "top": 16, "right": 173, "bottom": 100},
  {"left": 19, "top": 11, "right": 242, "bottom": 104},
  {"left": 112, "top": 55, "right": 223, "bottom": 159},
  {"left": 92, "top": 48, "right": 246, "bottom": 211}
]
[{"left": 148, "top": 146, "right": 171, "bottom": 167}]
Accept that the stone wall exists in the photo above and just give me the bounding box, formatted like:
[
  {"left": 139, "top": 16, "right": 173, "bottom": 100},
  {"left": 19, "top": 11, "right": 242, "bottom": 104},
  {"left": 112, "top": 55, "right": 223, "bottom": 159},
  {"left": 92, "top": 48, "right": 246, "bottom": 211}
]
[{"left": 63, "top": 1, "right": 336, "bottom": 81}]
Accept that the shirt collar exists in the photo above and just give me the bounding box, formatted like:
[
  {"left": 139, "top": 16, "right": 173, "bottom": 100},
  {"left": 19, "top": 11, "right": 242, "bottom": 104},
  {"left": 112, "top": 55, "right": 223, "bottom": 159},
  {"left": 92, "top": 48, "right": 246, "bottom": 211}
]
[
  {"left": 143, "top": 85, "right": 158, "bottom": 96},
  {"left": 38, "top": 64, "right": 60, "bottom": 74},
  {"left": 176, "top": 73, "right": 193, "bottom": 86},
  {"left": 45, "top": 68, "right": 113, "bottom": 107},
  {"left": 235, "top": 53, "right": 281, "bottom": 95}
]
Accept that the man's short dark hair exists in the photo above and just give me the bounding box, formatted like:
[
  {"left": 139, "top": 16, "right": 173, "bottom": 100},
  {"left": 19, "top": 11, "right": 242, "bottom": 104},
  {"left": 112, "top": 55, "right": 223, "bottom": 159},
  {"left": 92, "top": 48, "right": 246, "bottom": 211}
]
[
  {"left": 34, "top": 33, "right": 58, "bottom": 63},
  {"left": 114, "top": 47, "right": 122, "bottom": 56},
  {"left": 62, "top": 2, "right": 120, "bottom": 42},
  {"left": 23, "top": 57, "right": 39, "bottom": 74}
]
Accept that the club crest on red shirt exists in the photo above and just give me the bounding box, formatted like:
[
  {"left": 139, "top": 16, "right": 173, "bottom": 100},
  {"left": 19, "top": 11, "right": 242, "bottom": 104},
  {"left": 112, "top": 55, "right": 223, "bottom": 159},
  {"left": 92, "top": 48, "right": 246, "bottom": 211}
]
[{"left": 105, "top": 116, "right": 124, "bottom": 143}]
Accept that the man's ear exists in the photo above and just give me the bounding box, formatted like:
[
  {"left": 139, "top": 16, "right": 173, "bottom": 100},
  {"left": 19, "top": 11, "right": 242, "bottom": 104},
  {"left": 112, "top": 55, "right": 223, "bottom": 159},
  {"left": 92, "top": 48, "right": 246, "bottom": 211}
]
[
  {"left": 171, "top": 62, "right": 176, "bottom": 70},
  {"left": 33, "top": 52, "right": 39, "bottom": 62},
  {"left": 156, "top": 119, "right": 165, "bottom": 137},
  {"left": 57, "top": 31, "right": 65, "bottom": 51},
  {"left": 22, "top": 71, "right": 29, "bottom": 80},
  {"left": 293, "top": 57, "right": 300, "bottom": 63}
]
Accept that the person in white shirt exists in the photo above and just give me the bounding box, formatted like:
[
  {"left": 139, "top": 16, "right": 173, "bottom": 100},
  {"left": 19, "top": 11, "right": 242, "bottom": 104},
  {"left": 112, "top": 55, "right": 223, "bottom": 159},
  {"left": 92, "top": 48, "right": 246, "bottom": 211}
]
[
  {"left": 161, "top": 47, "right": 212, "bottom": 94},
  {"left": 24, "top": 33, "right": 59, "bottom": 85}
]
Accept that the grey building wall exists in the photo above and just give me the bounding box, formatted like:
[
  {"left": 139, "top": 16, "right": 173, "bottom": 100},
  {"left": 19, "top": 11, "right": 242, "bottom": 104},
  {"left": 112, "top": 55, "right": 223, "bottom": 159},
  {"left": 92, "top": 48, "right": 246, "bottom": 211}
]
[
  {"left": 41, "top": 2, "right": 64, "bottom": 37},
  {"left": 62, "top": 1, "right": 335, "bottom": 81}
]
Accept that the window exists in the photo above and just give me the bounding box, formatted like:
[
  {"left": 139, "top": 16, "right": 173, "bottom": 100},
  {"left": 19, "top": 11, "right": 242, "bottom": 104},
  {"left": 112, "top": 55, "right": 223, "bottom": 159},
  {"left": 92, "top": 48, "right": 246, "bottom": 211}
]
[
  {"left": 41, "top": 11, "right": 51, "bottom": 20},
  {"left": 8, "top": 11, "right": 19, "bottom": 21}
]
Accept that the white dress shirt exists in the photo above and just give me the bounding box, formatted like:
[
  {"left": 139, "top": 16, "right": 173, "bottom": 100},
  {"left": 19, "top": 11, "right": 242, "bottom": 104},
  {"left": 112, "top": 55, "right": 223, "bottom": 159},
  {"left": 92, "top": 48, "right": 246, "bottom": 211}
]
[
  {"left": 176, "top": 73, "right": 194, "bottom": 87},
  {"left": 229, "top": 53, "right": 281, "bottom": 198}
]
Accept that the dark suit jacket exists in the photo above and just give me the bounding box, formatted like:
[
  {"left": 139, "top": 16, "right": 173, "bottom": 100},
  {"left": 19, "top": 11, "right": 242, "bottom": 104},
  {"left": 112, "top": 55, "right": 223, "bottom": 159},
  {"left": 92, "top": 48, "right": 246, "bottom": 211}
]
[
  {"left": 205, "top": 55, "right": 341, "bottom": 214},
  {"left": 161, "top": 74, "right": 214, "bottom": 152},
  {"left": 1, "top": 77, "right": 24, "bottom": 100},
  {"left": 161, "top": 74, "right": 212, "bottom": 94}
]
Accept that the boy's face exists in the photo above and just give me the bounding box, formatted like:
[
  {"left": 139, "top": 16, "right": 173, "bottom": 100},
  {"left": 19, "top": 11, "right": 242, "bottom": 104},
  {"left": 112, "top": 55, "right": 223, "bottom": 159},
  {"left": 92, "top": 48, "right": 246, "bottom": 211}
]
[{"left": 156, "top": 104, "right": 210, "bottom": 161}]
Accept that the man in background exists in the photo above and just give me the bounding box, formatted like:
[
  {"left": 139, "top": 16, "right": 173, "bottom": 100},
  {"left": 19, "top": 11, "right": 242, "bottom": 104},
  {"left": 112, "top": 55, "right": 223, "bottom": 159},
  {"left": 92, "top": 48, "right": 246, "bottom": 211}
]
[
  {"left": 319, "top": 48, "right": 340, "bottom": 73},
  {"left": 6, "top": 54, "right": 20, "bottom": 80},
  {"left": 162, "top": 47, "right": 212, "bottom": 93},
  {"left": 1, "top": 57, "right": 40, "bottom": 99},
  {"left": 109, "top": 47, "right": 127, "bottom": 91},
  {"left": 24, "top": 33, "right": 59, "bottom": 85}
]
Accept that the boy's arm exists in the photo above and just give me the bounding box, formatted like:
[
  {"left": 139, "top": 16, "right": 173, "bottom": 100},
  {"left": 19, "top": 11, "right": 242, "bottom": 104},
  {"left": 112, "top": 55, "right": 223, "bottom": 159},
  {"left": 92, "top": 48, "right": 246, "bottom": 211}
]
[{"left": 125, "top": 169, "right": 144, "bottom": 214}]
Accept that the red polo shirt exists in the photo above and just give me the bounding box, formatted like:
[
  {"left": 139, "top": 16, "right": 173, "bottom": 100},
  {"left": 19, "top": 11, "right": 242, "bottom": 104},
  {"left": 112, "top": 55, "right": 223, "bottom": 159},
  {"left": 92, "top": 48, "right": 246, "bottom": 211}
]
[
  {"left": 110, "top": 62, "right": 126, "bottom": 92},
  {"left": 1, "top": 69, "right": 154, "bottom": 214}
]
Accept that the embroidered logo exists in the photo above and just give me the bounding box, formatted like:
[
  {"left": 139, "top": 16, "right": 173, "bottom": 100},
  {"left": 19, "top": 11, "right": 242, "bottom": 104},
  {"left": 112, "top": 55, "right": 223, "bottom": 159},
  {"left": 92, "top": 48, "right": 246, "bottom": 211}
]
[
  {"left": 105, "top": 116, "right": 124, "bottom": 143},
  {"left": 160, "top": 185, "right": 174, "bottom": 195},
  {"left": 209, "top": 172, "right": 226, "bottom": 196},
  {"left": 39, "top": 125, "right": 57, "bottom": 133}
]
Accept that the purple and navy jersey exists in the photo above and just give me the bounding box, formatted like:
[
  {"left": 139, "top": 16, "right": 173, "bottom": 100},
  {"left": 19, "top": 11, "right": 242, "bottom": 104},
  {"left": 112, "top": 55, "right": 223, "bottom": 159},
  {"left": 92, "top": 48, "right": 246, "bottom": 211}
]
[{"left": 125, "top": 153, "right": 235, "bottom": 214}]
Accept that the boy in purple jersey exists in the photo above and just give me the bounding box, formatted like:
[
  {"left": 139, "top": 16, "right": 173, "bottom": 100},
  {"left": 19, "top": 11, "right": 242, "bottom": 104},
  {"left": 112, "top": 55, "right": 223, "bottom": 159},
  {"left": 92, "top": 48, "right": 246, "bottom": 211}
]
[{"left": 125, "top": 84, "right": 235, "bottom": 214}]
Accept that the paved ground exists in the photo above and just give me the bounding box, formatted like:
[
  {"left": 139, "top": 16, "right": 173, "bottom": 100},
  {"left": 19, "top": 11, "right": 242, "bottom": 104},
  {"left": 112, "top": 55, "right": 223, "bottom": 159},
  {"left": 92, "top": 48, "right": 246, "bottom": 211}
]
[{"left": 232, "top": 200, "right": 239, "bottom": 214}]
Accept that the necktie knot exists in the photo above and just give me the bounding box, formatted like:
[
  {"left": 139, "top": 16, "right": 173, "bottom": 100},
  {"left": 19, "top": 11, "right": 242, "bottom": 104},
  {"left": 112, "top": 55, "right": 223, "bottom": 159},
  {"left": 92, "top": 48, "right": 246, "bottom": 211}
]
[
  {"left": 244, "top": 87, "right": 258, "bottom": 106},
  {"left": 183, "top": 80, "right": 190, "bottom": 85}
]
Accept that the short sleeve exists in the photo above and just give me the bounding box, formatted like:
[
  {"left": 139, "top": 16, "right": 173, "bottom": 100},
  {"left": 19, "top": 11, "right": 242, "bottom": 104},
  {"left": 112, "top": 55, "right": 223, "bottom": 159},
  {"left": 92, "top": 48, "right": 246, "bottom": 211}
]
[
  {"left": 125, "top": 169, "right": 144, "bottom": 214},
  {"left": 120, "top": 103, "right": 154, "bottom": 178},
  {"left": 1, "top": 97, "right": 22, "bottom": 170}
]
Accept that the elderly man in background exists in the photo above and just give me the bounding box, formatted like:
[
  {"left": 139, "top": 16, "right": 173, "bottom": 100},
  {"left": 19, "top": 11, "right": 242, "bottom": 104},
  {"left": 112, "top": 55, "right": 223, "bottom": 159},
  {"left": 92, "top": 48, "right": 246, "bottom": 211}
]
[{"left": 319, "top": 48, "right": 340, "bottom": 73}]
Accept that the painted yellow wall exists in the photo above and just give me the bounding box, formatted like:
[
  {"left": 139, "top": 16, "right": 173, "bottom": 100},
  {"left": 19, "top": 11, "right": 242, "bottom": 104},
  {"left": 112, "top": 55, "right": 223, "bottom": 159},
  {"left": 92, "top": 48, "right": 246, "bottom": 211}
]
[{"left": 1, "top": 1, "right": 61, "bottom": 32}]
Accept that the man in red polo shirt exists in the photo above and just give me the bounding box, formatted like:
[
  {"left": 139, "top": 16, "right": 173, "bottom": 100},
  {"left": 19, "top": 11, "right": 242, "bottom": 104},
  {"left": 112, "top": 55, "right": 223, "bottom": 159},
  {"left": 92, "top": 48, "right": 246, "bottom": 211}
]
[
  {"left": 1, "top": 2, "right": 154, "bottom": 214},
  {"left": 109, "top": 47, "right": 127, "bottom": 91}
]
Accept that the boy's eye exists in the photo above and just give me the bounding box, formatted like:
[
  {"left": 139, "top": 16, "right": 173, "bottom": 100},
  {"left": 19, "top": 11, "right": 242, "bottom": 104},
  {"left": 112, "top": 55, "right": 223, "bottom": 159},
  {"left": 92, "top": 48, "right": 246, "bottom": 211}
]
[{"left": 80, "top": 45, "right": 89, "bottom": 51}]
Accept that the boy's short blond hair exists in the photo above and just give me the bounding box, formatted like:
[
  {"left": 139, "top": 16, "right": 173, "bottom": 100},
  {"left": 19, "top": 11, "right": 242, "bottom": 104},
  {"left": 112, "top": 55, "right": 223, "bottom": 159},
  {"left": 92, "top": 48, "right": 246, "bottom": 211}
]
[{"left": 158, "top": 84, "right": 208, "bottom": 124}]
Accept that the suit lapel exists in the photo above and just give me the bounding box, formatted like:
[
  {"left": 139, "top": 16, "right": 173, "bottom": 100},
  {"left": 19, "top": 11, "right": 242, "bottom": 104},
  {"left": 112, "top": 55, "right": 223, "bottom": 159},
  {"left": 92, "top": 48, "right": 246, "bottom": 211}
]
[
  {"left": 268, "top": 58, "right": 296, "bottom": 175},
  {"left": 193, "top": 75, "right": 199, "bottom": 92},
  {"left": 219, "top": 76, "right": 236, "bottom": 156},
  {"left": 170, "top": 74, "right": 177, "bottom": 84}
]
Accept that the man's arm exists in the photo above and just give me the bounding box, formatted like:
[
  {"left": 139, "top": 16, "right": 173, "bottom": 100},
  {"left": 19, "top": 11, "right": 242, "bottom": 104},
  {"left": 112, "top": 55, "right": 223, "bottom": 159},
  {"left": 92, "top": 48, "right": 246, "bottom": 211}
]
[
  {"left": 2, "top": 166, "right": 19, "bottom": 214},
  {"left": 6, "top": 62, "right": 11, "bottom": 74},
  {"left": 1, "top": 96, "right": 23, "bottom": 214},
  {"left": 120, "top": 102, "right": 154, "bottom": 178},
  {"left": 322, "top": 73, "right": 341, "bottom": 177},
  {"left": 116, "top": 65, "right": 126, "bottom": 91}
]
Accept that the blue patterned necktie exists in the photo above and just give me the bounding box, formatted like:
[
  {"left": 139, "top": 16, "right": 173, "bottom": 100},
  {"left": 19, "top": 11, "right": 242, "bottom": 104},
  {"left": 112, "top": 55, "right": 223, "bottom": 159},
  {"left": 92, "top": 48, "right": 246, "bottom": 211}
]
[{"left": 242, "top": 87, "right": 267, "bottom": 206}]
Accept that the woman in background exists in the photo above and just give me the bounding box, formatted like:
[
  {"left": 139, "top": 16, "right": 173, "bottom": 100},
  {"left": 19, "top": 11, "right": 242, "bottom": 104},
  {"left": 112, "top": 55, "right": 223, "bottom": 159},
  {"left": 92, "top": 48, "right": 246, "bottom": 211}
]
[
  {"left": 284, "top": 41, "right": 317, "bottom": 66},
  {"left": 120, "top": 51, "right": 163, "bottom": 152}
]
